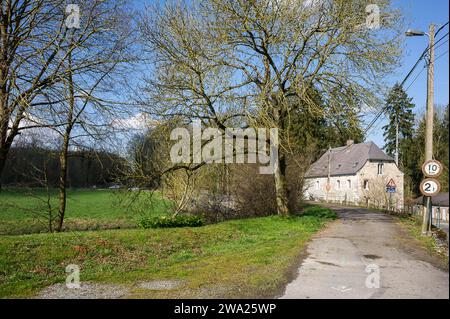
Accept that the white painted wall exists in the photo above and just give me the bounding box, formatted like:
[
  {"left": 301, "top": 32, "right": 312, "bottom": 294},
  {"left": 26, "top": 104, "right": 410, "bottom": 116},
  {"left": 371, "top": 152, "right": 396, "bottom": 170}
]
[{"left": 304, "top": 175, "right": 360, "bottom": 203}]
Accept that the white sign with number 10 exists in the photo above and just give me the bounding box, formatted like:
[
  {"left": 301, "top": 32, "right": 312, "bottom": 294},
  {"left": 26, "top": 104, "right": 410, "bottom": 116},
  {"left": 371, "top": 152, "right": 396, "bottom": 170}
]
[{"left": 422, "top": 160, "right": 443, "bottom": 178}]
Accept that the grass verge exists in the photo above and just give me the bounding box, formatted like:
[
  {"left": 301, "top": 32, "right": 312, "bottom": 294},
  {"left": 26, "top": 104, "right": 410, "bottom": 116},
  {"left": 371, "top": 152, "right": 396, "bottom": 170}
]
[
  {"left": 395, "top": 215, "right": 448, "bottom": 270},
  {"left": 0, "top": 206, "right": 336, "bottom": 298}
]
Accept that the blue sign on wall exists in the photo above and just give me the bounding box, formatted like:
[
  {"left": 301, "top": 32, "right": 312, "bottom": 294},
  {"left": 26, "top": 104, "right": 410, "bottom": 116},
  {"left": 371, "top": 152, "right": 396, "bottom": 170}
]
[{"left": 386, "top": 186, "right": 396, "bottom": 193}]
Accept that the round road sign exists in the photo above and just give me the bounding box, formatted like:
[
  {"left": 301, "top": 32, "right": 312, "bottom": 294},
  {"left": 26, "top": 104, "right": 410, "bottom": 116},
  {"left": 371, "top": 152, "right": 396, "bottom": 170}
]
[
  {"left": 419, "top": 178, "right": 441, "bottom": 196},
  {"left": 422, "top": 160, "right": 443, "bottom": 178}
]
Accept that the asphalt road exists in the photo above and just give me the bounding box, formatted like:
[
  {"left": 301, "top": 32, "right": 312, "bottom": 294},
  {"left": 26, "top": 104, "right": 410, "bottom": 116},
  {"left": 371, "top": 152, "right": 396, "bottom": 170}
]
[{"left": 281, "top": 205, "right": 449, "bottom": 299}]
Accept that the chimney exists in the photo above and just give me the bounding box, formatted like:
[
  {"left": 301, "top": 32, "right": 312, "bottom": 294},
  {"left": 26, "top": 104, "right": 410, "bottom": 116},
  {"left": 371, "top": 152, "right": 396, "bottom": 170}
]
[{"left": 346, "top": 139, "right": 354, "bottom": 146}]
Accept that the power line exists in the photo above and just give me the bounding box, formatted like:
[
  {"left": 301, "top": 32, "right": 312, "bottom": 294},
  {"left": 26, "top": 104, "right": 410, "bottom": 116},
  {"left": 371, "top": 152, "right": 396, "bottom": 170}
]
[
  {"left": 402, "top": 35, "right": 448, "bottom": 91},
  {"left": 433, "top": 34, "right": 449, "bottom": 51},
  {"left": 435, "top": 49, "right": 449, "bottom": 62},
  {"left": 364, "top": 22, "right": 449, "bottom": 136},
  {"left": 400, "top": 32, "right": 448, "bottom": 87},
  {"left": 405, "top": 63, "right": 426, "bottom": 91},
  {"left": 436, "top": 21, "right": 449, "bottom": 35}
]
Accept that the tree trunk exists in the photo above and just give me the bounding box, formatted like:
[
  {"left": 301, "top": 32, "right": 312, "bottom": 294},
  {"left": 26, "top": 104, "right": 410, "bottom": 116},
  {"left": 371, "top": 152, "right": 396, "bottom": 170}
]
[
  {"left": 55, "top": 51, "right": 75, "bottom": 232},
  {"left": 0, "top": 93, "right": 9, "bottom": 192},
  {"left": 273, "top": 152, "right": 290, "bottom": 216},
  {"left": 0, "top": 153, "right": 6, "bottom": 191},
  {"left": 0, "top": 127, "right": 14, "bottom": 192},
  {"left": 56, "top": 132, "right": 71, "bottom": 232},
  {"left": 271, "top": 99, "right": 291, "bottom": 216},
  {"left": 0, "top": 96, "right": 21, "bottom": 191}
]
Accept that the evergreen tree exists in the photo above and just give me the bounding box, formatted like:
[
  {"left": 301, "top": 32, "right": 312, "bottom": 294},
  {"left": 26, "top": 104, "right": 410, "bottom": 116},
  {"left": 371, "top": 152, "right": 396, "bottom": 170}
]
[
  {"left": 434, "top": 105, "right": 449, "bottom": 192},
  {"left": 382, "top": 83, "right": 415, "bottom": 163},
  {"left": 407, "top": 105, "right": 449, "bottom": 196},
  {"left": 405, "top": 117, "right": 425, "bottom": 196},
  {"left": 289, "top": 86, "right": 364, "bottom": 161}
]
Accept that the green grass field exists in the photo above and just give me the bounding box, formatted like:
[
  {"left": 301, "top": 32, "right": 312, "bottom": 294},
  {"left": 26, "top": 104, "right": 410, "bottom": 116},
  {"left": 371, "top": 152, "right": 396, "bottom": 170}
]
[
  {"left": 0, "top": 188, "right": 336, "bottom": 298},
  {"left": 0, "top": 188, "right": 171, "bottom": 235},
  {"left": 0, "top": 206, "right": 336, "bottom": 298}
]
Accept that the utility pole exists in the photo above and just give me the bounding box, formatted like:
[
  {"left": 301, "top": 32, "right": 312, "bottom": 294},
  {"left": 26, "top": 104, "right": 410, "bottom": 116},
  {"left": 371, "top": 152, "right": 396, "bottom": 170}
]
[
  {"left": 326, "top": 146, "right": 331, "bottom": 203},
  {"left": 395, "top": 116, "right": 399, "bottom": 166},
  {"left": 421, "top": 23, "right": 435, "bottom": 235}
]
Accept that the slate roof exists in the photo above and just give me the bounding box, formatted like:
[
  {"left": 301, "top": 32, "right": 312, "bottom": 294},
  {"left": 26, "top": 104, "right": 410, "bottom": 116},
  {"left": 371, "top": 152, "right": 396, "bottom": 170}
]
[{"left": 305, "top": 141, "right": 394, "bottom": 178}]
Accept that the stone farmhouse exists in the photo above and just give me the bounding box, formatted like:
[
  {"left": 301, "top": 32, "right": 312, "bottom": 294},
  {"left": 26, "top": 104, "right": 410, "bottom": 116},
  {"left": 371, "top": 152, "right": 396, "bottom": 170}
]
[{"left": 304, "top": 140, "right": 404, "bottom": 210}]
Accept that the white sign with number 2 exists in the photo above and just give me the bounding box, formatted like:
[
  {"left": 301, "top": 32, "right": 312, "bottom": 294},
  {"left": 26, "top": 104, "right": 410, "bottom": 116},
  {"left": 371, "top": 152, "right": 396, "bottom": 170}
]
[{"left": 420, "top": 179, "right": 440, "bottom": 196}]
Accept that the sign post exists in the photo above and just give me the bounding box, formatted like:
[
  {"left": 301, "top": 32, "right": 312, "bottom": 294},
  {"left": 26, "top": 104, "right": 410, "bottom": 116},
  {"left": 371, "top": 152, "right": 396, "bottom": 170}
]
[
  {"left": 325, "top": 183, "right": 331, "bottom": 203},
  {"left": 385, "top": 179, "right": 396, "bottom": 211},
  {"left": 420, "top": 160, "right": 443, "bottom": 234}
]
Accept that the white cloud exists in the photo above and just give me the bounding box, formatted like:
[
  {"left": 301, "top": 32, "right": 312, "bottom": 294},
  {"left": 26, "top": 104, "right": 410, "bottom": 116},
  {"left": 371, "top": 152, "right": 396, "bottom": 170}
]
[
  {"left": 111, "top": 112, "right": 156, "bottom": 131},
  {"left": 12, "top": 116, "right": 60, "bottom": 148}
]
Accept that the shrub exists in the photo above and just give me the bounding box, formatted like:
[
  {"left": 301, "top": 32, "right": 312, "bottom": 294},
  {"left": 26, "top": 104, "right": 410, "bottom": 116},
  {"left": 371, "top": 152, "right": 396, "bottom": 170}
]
[
  {"left": 300, "top": 206, "right": 337, "bottom": 219},
  {"left": 229, "top": 158, "right": 309, "bottom": 219},
  {"left": 138, "top": 214, "right": 205, "bottom": 229}
]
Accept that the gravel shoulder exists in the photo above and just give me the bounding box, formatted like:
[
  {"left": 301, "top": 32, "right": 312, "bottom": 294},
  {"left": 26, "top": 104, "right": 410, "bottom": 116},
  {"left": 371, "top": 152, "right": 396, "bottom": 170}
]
[{"left": 36, "top": 280, "right": 184, "bottom": 299}]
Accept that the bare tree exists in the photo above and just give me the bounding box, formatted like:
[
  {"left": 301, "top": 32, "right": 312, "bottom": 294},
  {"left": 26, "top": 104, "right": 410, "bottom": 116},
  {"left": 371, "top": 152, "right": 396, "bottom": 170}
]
[
  {"left": 0, "top": 0, "right": 135, "bottom": 191},
  {"left": 1, "top": 0, "right": 67, "bottom": 188},
  {"left": 139, "top": 0, "right": 403, "bottom": 215},
  {"left": 49, "top": 1, "right": 135, "bottom": 232}
]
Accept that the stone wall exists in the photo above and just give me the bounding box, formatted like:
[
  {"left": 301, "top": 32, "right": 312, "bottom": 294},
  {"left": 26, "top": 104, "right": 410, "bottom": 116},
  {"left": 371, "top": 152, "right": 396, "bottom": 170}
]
[{"left": 357, "top": 161, "right": 404, "bottom": 210}]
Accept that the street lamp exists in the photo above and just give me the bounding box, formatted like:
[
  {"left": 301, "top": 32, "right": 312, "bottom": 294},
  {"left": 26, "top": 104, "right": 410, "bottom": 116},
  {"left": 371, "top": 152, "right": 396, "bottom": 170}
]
[
  {"left": 405, "top": 29, "right": 426, "bottom": 37},
  {"left": 406, "top": 25, "right": 435, "bottom": 235}
]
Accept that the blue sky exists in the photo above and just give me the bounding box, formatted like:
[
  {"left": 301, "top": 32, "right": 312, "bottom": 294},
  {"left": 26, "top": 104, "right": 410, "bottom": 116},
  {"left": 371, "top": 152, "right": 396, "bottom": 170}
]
[{"left": 366, "top": 0, "right": 449, "bottom": 147}]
